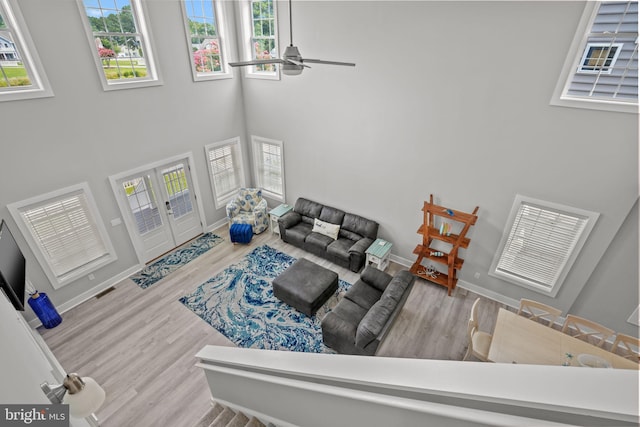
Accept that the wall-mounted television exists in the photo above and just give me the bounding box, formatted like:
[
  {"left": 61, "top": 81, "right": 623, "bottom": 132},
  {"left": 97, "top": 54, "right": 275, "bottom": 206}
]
[{"left": 0, "top": 220, "right": 26, "bottom": 311}]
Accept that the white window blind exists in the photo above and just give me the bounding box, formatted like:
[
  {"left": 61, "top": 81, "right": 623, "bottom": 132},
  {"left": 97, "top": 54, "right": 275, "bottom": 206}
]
[
  {"left": 205, "top": 137, "right": 245, "bottom": 208},
  {"left": 252, "top": 136, "right": 285, "bottom": 202},
  {"left": 8, "top": 183, "right": 116, "bottom": 289},
  {"left": 490, "top": 195, "right": 599, "bottom": 296}
]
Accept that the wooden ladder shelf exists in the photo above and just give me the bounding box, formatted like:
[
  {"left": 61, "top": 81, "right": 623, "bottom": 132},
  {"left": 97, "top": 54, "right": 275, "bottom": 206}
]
[{"left": 410, "top": 194, "right": 479, "bottom": 296}]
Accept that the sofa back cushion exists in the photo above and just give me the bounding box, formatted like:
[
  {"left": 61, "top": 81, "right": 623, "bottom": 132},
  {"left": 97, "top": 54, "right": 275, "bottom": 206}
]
[
  {"left": 319, "top": 206, "right": 345, "bottom": 225},
  {"left": 341, "top": 213, "right": 379, "bottom": 240},
  {"left": 237, "top": 188, "right": 263, "bottom": 212},
  {"left": 294, "top": 198, "right": 324, "bottom": 225},
  {"left": 355, "top": 296, "right": 396, "bottom": 348}
]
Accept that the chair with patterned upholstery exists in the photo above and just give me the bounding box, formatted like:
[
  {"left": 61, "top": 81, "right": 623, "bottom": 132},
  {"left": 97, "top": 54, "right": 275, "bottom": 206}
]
[{"left": 226, "top": 188, "right": 269, "bottom": 234}]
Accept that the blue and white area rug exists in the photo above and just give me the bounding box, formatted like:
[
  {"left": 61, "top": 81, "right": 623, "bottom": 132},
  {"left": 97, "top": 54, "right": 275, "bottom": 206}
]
[
  {"left": 130, "top": 232, "right": 224, "bottom": 289},
  {"left": 179, "top": 245, "right": 351, "bottom": 353}
]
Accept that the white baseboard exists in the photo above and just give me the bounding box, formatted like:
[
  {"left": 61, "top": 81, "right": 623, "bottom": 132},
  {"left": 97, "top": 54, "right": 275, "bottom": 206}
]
[
  {"left": 207, "top": 218, "right": 229, "bottom": 233},
  {"left": 28, "top": 265, "right": 141, "bottom": 329}
]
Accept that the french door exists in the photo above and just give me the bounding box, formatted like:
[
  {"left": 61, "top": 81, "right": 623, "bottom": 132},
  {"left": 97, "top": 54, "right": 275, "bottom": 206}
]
[{"left": 111, "top": 156, "right": 203, "bottom": 263}]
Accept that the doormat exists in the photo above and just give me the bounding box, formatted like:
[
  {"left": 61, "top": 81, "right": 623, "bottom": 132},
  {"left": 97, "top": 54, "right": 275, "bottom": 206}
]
[
  {"left": 178, "top": 245, "right": 351, "bottom": 353},
  {"left": 130, "top": 232, "right": 224, "bottom": 289}
]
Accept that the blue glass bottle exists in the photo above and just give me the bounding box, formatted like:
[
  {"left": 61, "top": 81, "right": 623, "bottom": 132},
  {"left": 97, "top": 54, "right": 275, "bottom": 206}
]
[{"left": 28, "top": 292, "right": 62, "bottom": 329}]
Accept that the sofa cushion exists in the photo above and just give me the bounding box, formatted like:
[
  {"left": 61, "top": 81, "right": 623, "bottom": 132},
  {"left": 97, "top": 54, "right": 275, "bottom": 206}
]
[
  {"left": 341, "top": 212, "right": 379, "bottom": 240},
  {"left": 344, "top": 279, "right": 383, "bottom": 310},
  {"left": 295, "top": 198, "right": 323, "bottom": 225},
  {"left": 355, "top": 296, "right": 396, "bottom": 348},
  {"left": 312, "top": 218, "right": 340, "bottom": 240},
  {"left": 319, "top": 206, "right": 345, "bottom": 225},
  {"left": 331, "top": 297, "right": 369, "bottom": 326},
  {"left": 305, "top": 231, "right": 335, "bottom": 250},
  {"left": 237, "top": 188, "right": 262, "bottom": 212},
  {"left": 326, "top": 238, "right": 354, "bottom": 262},
  {"left": 286, "top": 222, "right": 313, "bottom": 246}
]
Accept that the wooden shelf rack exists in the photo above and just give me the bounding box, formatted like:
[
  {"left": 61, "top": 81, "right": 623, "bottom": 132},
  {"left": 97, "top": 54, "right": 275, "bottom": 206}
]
[{"left": 410, "top": 194, "right": 479, "bottom": 296}]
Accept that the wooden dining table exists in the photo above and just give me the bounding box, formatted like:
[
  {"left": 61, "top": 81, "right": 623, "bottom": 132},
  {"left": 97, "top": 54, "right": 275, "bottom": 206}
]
[{"left": 488, "top": 308, "right": 638, "bottom": 370}]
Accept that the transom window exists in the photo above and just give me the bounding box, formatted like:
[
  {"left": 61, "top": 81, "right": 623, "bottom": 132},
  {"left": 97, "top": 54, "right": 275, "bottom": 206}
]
[
  {"left": 0, "top": 0, "right": 53, "bottom": 102},
  {"left": 251, "top": 136, "right": 285, "bottom": 202},
  {"left": 78, "top": 0, "right": 161, "bottom": 90},
  {"left": 205, "top": 137, "right": 246, "bottom": 209},
  {"left": 7, "top": 183, "right": 117, "bottom": 289},
  {"left": 552, "top": 1, "right": 638, "bottom": 113},
  {"left": 238, "top": 0, "right": 279, "bottom": 79},
  {"left": 181, "top": 0, "right": 231, "bottom": 81}
]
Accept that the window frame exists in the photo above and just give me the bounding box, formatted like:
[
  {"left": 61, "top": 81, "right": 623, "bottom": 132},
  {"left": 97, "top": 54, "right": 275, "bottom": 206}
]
[
  {"left": 180, "top": 0, "right": 232, "bottom": 81},
  {"left": 251, "top": 135, "right": 285, "bottom": 202},
  {"left": 76, "top": 0, "right": 162, "bottom": 91},
  {"left": 236, "top": 0, "right": 280, "bottom": 80},
  {"left": 0, "top": 0, "right": 53, "bottom": 102},
  {"left": 7, "top": 182, "right": 117, "bottom": 289},
  {"left": 205, "top": 137, "right": 246, "bottom": 209},
  {"left": 489, "top": 195, "right": 599, "bottom": 298},
  {"left": 551, "top": 1, "right": 638, "bottom": 114},
  {"left": 578, "top": 42, "right": 624, "bottom": 74}
]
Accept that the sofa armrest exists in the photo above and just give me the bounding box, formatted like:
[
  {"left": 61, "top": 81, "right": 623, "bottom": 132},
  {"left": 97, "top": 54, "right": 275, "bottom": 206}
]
[
  {"left": 348, "top": 237, "right": 374, "bottom": 255},
  {"left": 360, "top": 266, "right": 393, "bottom": 292},
  {"left": 254, "top": 198, "right": 268, "bottom": 215},
  {"left": 226, "top": 198, "right": 240, "bottom": 219},
  {"left": 278, "top": 211, "right": 301, "bottom": 229}
]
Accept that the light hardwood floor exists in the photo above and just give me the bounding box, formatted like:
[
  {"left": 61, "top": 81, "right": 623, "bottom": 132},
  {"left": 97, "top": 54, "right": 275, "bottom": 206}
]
[{"left": 38, "top": 226, "right": 504, "bottom": 427}]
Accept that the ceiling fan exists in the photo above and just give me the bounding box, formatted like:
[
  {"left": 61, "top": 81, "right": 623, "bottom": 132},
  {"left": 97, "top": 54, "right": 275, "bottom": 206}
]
[{"left": 228, "top": 0, "right": 355, "bottom": 76}]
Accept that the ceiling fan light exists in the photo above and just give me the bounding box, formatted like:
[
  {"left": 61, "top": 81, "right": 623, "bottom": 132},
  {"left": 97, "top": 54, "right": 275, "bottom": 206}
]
[{"left": 282, "top": 65, "right": 303, "bottom": 76}]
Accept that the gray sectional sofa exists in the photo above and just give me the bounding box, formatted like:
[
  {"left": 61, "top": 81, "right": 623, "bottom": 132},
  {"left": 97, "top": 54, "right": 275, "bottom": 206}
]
[
  {"left": 321, "top": 266, "right": 416, "bottom": 355},
  {"left": 278, "top": 198, "right": 379, "bottom": 273}
]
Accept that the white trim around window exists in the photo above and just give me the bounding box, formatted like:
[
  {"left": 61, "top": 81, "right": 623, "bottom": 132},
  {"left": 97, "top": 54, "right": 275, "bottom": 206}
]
[
  {"left": 76, "top": 0, "right": 162, "bottom": 91},
  {"left": 180, "top": 0, "right": 232, "bottom": 81},
  {"left": 235, "top": 0, "right": 280, "bottom": 80},
  {"left": 551, "top": 1, "right": 638, "bottom": 114},
  {"left": 489, "top": 195, "right": 599, "bottom": 298},
  {"left": 251, "top": 135, "right": 285, "bottom": 202},
  {"left": 0, "top": 0, "right": 54, "bottom": 102},
  {"left": 7, "top": 183, "right": 117, "bottom": 289},
  {"left": 205, "top": 137, "right": 246, "bottom": 209}
]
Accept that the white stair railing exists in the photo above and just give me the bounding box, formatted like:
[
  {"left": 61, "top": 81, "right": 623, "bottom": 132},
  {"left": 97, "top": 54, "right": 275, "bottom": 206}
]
[{"left": 196, "top": 346, "right": 639, "bottom": 427}]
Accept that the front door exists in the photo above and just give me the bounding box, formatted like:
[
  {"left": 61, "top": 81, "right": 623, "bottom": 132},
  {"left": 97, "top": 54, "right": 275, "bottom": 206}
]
[{"left": 114, "top": 158, "right": 203, "bottom": 263}]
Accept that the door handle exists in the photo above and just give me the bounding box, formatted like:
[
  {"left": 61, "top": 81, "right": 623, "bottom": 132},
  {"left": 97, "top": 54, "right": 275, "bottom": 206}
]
[{"left": 165, "top": 201, "right": 173, "bottom": 215}]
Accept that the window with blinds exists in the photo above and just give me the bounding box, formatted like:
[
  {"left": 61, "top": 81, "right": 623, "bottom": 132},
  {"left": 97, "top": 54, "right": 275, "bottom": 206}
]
[
  {"left": 7, "top": 183, "right": 116, "bottom": 289},
  {"left": 251, "top": 135, "right": 285, "bottom": 202},
  {"left": 205, "top": 137, "right": 246, "bottom": 208},
  {"left": 489, "top": 195, "right": 599, "bottom": 297},
  {"left": 552, "top": 1, "right": 638, "bottom": 113}
]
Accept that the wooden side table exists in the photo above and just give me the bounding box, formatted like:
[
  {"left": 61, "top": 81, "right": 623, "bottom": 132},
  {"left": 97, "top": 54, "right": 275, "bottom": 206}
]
[
  {"left": 366, "top": 238, "right": 392, "bottom": 271},
  {"left": 268, "top": 204, "right": 293, "bottom": 235}
]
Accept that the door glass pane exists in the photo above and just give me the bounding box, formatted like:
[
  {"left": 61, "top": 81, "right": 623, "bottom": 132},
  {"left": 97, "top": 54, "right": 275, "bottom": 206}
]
[
  {"left": 162, "top": 164, "right": 193, "bottom": 219},
  {"left": 123, "top": 176, "right": 162, "bottom": 234}
]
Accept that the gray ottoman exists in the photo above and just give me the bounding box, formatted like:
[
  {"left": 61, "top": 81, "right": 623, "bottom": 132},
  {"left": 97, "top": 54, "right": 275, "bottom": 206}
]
[{"left": 273, "top": 258, "right": 339, "bottom": 316}]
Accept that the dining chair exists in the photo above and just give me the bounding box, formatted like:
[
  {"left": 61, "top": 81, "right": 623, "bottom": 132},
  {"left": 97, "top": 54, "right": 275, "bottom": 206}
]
[
  {"left": 463, "top": 298, "right": 492, "bottom": 361},
  {"left": 561, "top": 314, "right": 614, "bottom": 348},
  {"left": 611, "top": 333, "right": 640, "bottom": 362},
  {"left": 517, "top": 298, "right": 562, "bottom": 328}
]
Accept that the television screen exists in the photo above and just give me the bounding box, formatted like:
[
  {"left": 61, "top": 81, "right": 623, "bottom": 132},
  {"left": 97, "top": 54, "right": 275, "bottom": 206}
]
[{"left": 0, "top": 220, "right": 26, "bottom": 311}]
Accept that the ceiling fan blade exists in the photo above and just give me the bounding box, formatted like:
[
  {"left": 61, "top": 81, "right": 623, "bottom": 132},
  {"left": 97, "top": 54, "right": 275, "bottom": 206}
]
[
  {"left": 302, "top": 58, "right": 356, "bottom": 67},
  {"left": 228, "top": 58, "right": 285, "bottom": 67},
  {"left": 286, "top": 58, "right": 311, "bottom": 68}
]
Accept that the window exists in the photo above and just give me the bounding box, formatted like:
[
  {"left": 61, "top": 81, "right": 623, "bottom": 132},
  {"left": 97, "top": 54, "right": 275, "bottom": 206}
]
[
  {"left": 181, "top": 0, "right": 231, "bottom": 81},
  {"left": 238, "top": 0, "right": 279, "bottom": 79},
  {"left": 251, "top": 136, "right": 285, "bottom": 201},
  {"left": 7, "top": 183, "right": 117, "bottom": 289},
  {"left": 77, "top": 0, "right": 161, "bottom": 90},
  {"left": 552, "top": 1, "right": 638, "bottom": 113},
  {"left": 0, "top": 0, "right": 53, "bottom": 102},
  {"left": 489, "top": 195, "right": 599, "bottom": 297},
  {"left": 206, "top": 137, "right": 246, "bottom": 209}
]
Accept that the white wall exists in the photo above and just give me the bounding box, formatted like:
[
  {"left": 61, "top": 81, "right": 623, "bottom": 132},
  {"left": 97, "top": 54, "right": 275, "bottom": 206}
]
[
  {"left": 0, "top": 0, "right": 247, "bottom": 321},
  {"left": 240, "top": 1, "right": 639, "bottom": 334},
  {"left": 0, "top": 1, "right": 637, "bottom": 336}
]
